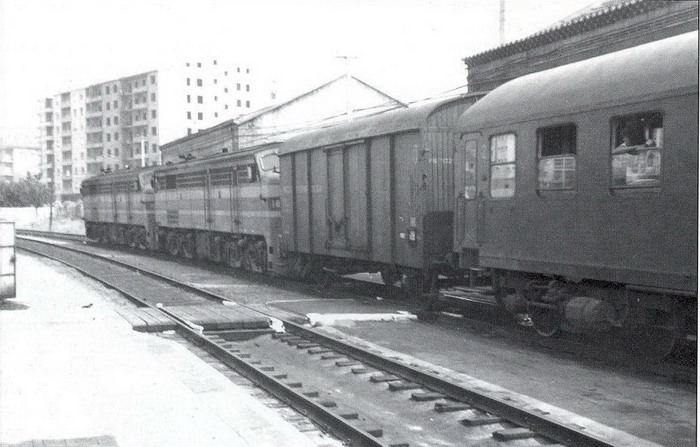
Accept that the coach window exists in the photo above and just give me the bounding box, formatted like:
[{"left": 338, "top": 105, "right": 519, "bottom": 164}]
[
  {"left": 489, "top": 133, "right": 516, "bottom": 198},
  {"left": 611, "top": 112, "right": 662, "bottom": 188},
  {"left": 537, "top": 124, "right": 576, "bottom": 190},
  {"left": 236, "top": 164, "right": 259, "bottom": 183},
  {"left": 165, "top": 175, "right": 176, "bottom": 189}
]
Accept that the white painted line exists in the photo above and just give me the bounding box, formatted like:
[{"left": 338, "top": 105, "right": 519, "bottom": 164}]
[{"left": 307, "top": 312, "right": 417, "bottom": 327}]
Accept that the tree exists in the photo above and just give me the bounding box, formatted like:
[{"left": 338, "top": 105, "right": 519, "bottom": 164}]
[{"left": 0, "top": 177, "right": 51, "bottom": 208}]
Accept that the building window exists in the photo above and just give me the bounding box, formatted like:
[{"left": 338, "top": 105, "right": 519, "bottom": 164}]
[
  {"left": 489, "top": 133, "right": 516, "bottom": 198},
  {"left": 106, "top": 86, "right": 110, "bottom": 94},
  {"left": 197, "top": 96, "right": 203, "bottom": 104},
  {"left": 224, "top": 71, "right": 228, "bottom": 76},
  {"left": 45, "top": 98, "right": 53, "bottom": 108},
  {"left": 237, "top": 67, "right": 240, "bottom": 73},
  {"left": 214, "top": 96, "right": 218, "bottom": 101},
  {"left": 225, "top": 104, "right": 228, "bottom": 110},
  {"left": 197, "top": 112, "right": 203, "bottom": 120},
  {"left": 224, "top": 88, "right": 228, "bottom": 93},
  {"left": 187, "top": 128, "right": 192, "bottom": 135},
  {"left": 142, "top": 79, "right": 146, "bottom": 86},
  {"left": 215, "top": 112, "right": 218, "bottom": 118},
  {"left": 152, "top": 143, "right": 158, "bottom": 152},
  {"left": 114, "top": 100, "right": 118, "bottom": 108},
  {"left": 197, "top": 62, "right": 201, "bottom": 67},
  {"left": 237, "top": 83, "right": 241, "bottom": 91},
  {"left": 187, "top": 78, "right": 191, "bottom": 86},
  {"left": 237, "top": 100, "right": 241, "bottom": 107},
  {"left": 106, "top": 117, "right": 111, "bottom": 126},
  {"left": 187, "top": 111, "right": 191, "bottom": 119},
  {"left": 611, "top": 112, "right": 662, "bottom": 188},
  {"left": 186, "top": 63, "right": 190, "bottom": 67},
  {"left": 106, "top": 102, "right": 110, "bottom": 110},
  {"left": 114, "top": 116, "right": 119, "bottom": 125},
  {"left": 151, "top": 110, "right": 157, "bottom": 119},
  {"left": 107, "top": 149, "right": 112, "bottom": 157},
  {"left": 245, "top": 100, "right": 250, "bottom": 108},
  {"left": 115, "top": 132, "right": 119, "bottom": 141},
  {"left": 151, "top": 127, "right": 157, "bottom": 136},
  {"left": 214, "top": 79, "right": 218, "bottom": 84},
  {"left": 197, "top": 79, "right": 202, "bottom": 87},
  {"left": 537, "top": 124, "right": 577, "bottom": 190},
  {"left": 113, "top": 84, "right": 117, "bottom": 92},
  {"left": 213, "top": 59, "right": 217, "bottom": 65},
  {"left": 115, "top": 147, "right": 119, "bottom": 156},
  {"left": 150, "top": 75, "right": 156, "bottom": 84},
  {"left": 245, "top": 84, "right": 250, "bottom": 92},
  {"left": 246, "top": 68, "right": 249, "bottom": 74},
  {"left": 106, "top": 133, "right": 111, "bottom": 142},
  {"left": 151, "top": 93, "right": 156, "bottom": 102},
  {"left": 187, "top": 94, "right": 191, "bottom": 103}
]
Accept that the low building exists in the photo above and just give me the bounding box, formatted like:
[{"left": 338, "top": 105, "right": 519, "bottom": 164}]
[
  {"left": 463, "top": 0, "right": 698, "bottom": 92},
  {"left": 160, "top": 75, "right": 405, "bottom": 163},
  {"left": 0, "top": 144, "right": 41, "bottom": 182}
]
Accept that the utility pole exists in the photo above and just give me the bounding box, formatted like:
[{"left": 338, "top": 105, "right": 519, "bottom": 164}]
[
  {"left": 140, "top": 135, "right": 146, "bottom": 167},
  {"left": 499, "top": 0, "right": 506, "bottom": 45},
  {"left": 336, "top": 55, "right": 357, "bottom": 122}
]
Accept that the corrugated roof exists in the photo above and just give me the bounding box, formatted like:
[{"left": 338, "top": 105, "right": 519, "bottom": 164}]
[
  {"left": 458, "top": 31, "right": 698, "bottom": 131},
  {"left": 234, "top": 75, "right": 405, "bottom": 125},
  {"left": 463, "top": 0, "right": 680, "bottom": 66}
]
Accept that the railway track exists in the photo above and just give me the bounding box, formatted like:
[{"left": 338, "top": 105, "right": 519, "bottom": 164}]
[{"left": 17, "top": 234, "right": 658, "bottom": 447}]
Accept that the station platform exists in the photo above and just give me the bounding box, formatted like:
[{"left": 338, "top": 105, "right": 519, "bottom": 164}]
[{"left": 0, "top": 254, "right": 335, "bottom": 447}]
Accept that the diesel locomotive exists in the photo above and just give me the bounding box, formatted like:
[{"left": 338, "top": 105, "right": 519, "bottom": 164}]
[{"left": 82, "top": 31, "right": 697, "bottom": 351}]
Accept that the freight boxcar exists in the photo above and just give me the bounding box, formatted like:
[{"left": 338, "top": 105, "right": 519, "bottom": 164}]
[
  {"left": 153, "top": 146, "right": 281, "bottom": 273},
  {"left": 454, "top": 31, "right": 698, "bottom": 350},
  {"left": 278, "top": 94, "right": 482, "bottom": 292}
]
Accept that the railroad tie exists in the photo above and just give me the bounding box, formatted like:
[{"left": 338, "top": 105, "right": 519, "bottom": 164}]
[
  {"left": 388, "top": 381, "right": 422, "bottom": 392},
  {"left": 434, "top": 401, "right": 472, "bottom": 413},
  {"left": 411, "top": 391, "right": 445, "bottom": 402},
  {"left": 370, "top": 374, "right": 400, "bottom": 383},
  {"left": 460, "top": 414, "right": 504, "bottom": 427},
  {"left": 492, "top": 427, "right": 537, "bottom": 441}
]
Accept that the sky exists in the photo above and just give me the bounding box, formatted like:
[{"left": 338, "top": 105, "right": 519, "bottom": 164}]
[{"left": 0, "top": 0, "right": 593, "bottom": 146}]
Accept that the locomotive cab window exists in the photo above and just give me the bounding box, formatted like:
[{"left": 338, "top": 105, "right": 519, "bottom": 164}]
[
  {"left": 236, "top": 164, "right": 259, "bottom": 183},
  {"left": 611, "top": 112, "right": 662, "bottom": 188},
  {"left": 489, "top": 133, "right": 516, "bottom": 198},
  {"left": 537, "top": 124, "right": 576, "bottom": 190}
]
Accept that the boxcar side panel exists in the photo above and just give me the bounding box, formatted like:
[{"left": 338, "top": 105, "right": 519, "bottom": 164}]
[
  {"left": 293, "top": 152, "right": 311, "bottom": 253},
  {"left": 392, "top": 131, "right": 423, "bottom": 269},
  {"left": 346, "top": 142, "right": 369, "bottom": 252},
  {"left": 310, "top": 148, "right": 328, "bottom": 255},
  {"left": 369, "top": 136, "right": 392, "bottom": 264}
]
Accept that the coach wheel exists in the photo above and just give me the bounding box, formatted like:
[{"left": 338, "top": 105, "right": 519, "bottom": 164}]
[
  {"left": 400, "top": 271, "right": 426, "bottom": 301},
  {"left": 244, "top": 240, "right": 267, "bottom": 273},
  {"left": 528, "top": 303, "right": 562, "bottom": 337},
  {"left": 166, "top": 232, "right": 180, "bottom": 257},
  {"left": 181, "top": 233, "right": 195, "bottom": 259},
  {"left": 380, "top": 268, "right": 402, "bottom": 286}
]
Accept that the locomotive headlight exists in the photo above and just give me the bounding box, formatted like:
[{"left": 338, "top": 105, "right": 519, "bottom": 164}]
[{"left": 408, "top": 229, "right": 416, "bottom": 242}]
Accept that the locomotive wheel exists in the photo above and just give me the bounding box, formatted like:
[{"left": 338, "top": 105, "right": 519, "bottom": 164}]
[
  {"left": 528, "top": 304, "right": 562, "bottom": 337},
  {"left": 137, "top": 229, "right": 148, "bottom": 250},
  {"left": 244, "top": 241, "right": 266, "bottom": 273},
  {"left": 126, "top": 229, "right": 138, "bottom": 249},
  {"left": 400, "top": 271, "right": 425, "bottom": 301},
  {"left": 181, "top": 233, "right": 195, "bottom": 259},
  {"left": 165, "top": 232, "right": 180, "bottom": 257}
]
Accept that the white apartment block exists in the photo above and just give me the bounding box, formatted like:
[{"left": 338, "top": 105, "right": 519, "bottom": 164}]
[
  {"left": 0, "top": 145, "right": 41, "bottom": 182},
  {"left": 39, "top": 59, "right": 273, "bottom": 200}
]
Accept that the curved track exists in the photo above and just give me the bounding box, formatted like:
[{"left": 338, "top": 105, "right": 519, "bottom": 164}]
[{"left": 17, "top": 233, "right": 655, "bottom": 447}]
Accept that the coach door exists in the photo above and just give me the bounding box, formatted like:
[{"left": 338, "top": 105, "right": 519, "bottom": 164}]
[
  {"left": 326, "top": 148, "right": 347, "bottom": 249},
  {"left": 126, "top": 181, "right": 133, "bottom": 223},
  {"left": 454, "top": 135, "right": 482, "bottom": 255},
  {"left": 204, "top": 169, "right": 213, "bottom": 233},
  {"left": 111, "top": 182, "right": 118, "bottom": 221}
]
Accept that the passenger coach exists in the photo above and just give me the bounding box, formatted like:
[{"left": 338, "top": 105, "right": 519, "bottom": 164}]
[{"left": 454, "top": 31, "right": 698, "bottom": 348}]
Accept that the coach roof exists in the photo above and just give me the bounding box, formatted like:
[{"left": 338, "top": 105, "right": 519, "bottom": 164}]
[
  {"left": 458, "top": 31, "right": 698, "bottom": 132},
  {"left": 278, "top": 93, "right": 483, "bottom": 155}
]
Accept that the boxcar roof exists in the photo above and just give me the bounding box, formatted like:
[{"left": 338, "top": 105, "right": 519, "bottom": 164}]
[
  {"left": 458, "top": 31, "right": 699, "bottom": 132},
  {"left": 278, "top": 93, "right": 483, "bottom": 156}
]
